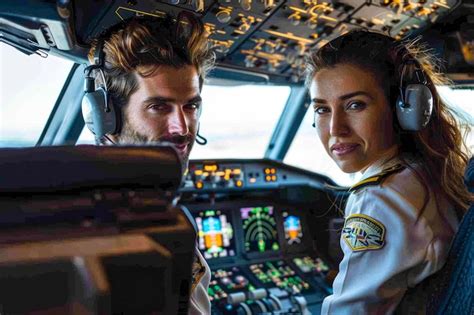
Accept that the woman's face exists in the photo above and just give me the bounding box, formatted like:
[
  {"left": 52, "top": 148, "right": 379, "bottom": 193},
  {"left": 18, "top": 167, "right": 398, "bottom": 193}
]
[{"left": 309, "top": 63, "right": 397, "bottom": 173}]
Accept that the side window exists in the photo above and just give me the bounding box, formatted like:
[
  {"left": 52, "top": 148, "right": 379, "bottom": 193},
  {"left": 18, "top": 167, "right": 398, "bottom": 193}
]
[
  {"left": 0, "top": 45, "right": 73, "bottom": 147},
  {"left": 437, "top": 86, "right": 474, "bottom": 151}
]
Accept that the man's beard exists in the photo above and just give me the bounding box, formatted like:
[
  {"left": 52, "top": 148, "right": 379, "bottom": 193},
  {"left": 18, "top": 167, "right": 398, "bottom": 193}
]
[{"left": 116, "top": 122, "right": 195, "bottom": 170}]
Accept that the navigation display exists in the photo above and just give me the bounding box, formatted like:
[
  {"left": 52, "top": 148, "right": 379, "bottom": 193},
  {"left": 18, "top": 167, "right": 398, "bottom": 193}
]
[
  {"left": 240, "top": 206, "right": 279, "bottom": 254},
  {"left": 282, "top": 212, "right": 303, "bottom": 245},
  {"left": 195, "top": 210, "right": 235, "bottom": 259}
]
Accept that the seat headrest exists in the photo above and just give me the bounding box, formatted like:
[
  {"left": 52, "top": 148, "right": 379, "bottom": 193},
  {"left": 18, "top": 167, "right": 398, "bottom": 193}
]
[{"left": 0, "top": 145, "right": 182, "bottom": 194}]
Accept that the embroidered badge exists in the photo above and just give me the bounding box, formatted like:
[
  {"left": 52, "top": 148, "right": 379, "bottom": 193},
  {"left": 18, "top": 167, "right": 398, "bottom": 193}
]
[{"left": 342, "top": 214, "right": 385, "bottom": 251}]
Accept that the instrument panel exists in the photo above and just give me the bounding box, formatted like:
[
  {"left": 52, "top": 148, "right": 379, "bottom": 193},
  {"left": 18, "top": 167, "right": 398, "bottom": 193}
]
[
  {"left": 183, "top": 159, "right": 345, "bottom": 314},
  {"left": 188, "top": 201, "right": 332, "bottom": 314}
]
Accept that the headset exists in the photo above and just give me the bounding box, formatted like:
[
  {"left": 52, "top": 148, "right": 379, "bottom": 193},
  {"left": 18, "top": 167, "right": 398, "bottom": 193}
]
[
  {"left": 81, "top": 40, "right": 120, "bottom": 141},
  {"left": 395, "top": 59, "right": 433, "bottom": 131},
  {"left": 81, "top": 40, "right": 208, "bottom": 145}
]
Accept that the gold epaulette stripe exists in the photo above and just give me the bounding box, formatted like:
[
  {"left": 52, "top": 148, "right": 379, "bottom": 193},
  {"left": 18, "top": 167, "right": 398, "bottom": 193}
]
[{"left": 349, "top": 164, "right": 405, "bottom": 193}]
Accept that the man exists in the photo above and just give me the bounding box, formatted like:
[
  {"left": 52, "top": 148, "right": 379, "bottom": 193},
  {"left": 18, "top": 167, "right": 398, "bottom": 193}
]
[{"left": 83, "top": 12, "right": 215, "bottom": 314}]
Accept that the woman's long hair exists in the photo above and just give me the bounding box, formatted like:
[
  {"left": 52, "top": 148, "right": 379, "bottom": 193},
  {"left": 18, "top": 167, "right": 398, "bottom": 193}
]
[{"left": 305, "top": 30, "right": 472, "bottom": 218}]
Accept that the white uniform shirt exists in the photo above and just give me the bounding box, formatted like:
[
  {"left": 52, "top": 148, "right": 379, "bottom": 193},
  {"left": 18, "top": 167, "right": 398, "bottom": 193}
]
[
  {"left": 188, "top": 248, "right": 212, "bottom": 315},
  {"left": 321, "top": 155, "right": 459, "bottom": 315}
]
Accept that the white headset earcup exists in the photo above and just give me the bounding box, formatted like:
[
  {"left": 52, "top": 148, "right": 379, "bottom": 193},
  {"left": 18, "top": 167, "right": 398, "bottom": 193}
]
[
  {"left": 396, "top": 84, "right": 433, "bottom": 131},
  {"left": 81, "top": 88, "right": 117, "bottom": 138}
]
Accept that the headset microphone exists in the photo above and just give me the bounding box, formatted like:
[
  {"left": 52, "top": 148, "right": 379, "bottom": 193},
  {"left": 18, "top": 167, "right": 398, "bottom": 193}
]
[{"left": 195, "top": 124, "right": 207, "bottom": 145}]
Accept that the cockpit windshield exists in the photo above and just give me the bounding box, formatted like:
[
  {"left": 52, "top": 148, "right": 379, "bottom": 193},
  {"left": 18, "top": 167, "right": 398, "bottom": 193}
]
[{"left": 2, "top": 44, "right": 473, "bottom": 187}]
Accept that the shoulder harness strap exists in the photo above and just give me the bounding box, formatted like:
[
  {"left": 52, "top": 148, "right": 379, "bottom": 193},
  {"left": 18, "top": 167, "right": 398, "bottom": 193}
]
[{"left": 349, "top": 164, "right": 406, "bottom": 193}]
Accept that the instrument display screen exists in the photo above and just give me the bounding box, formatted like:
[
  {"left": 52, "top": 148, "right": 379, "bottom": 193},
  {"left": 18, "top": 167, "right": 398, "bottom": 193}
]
[
  {"left": 240, "top": 206, "right": 279, "bottom": 254},
  {"left": 195, "top": 209, "right": 235, "bottom": 259},
  {"left": 283, "top": 212, "right": 303, "bottom": 245}
]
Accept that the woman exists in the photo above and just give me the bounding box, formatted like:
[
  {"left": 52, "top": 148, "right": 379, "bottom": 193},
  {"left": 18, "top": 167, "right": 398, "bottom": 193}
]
[{"left": 305, "top": 30, "right": 472, "bottom": 314}]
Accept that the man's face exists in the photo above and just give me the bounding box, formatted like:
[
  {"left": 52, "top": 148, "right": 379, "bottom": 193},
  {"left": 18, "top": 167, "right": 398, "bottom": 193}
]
[{"left": 113, "top": 65, "right": 201, "bottom": 167}]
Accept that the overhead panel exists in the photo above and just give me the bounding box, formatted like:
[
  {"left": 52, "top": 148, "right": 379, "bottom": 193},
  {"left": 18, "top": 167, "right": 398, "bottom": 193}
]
[{"left": 75, "top": 0, "right": 460, "bottom": 84}]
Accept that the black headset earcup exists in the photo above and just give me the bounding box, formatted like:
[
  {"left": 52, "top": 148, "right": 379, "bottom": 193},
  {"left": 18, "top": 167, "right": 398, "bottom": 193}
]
[
  {"left": 81, "top": 87, "right": 118, "bottom": 138},
  {"left": 396, "top": 84, "right": 433, "bottom": 131}
]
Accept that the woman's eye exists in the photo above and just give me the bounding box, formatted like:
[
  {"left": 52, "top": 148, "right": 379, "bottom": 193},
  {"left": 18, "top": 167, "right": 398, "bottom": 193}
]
[
  {"left": 314, "top": 106, "right": 329, "bottom": 115},
  {"left": 347, "top": 101, "right": 366, "bottom": 110}
]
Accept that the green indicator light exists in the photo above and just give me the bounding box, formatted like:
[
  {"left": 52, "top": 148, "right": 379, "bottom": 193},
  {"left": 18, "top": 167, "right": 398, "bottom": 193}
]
[
  {"left": 205, "top": 210, "right": 215, "bottom": 216},
  {"left": 258, "top": 239, "right": 266, "bottom": 252},
  {"left": 272, "top": 243, "right": 280, "bottom": 251}
]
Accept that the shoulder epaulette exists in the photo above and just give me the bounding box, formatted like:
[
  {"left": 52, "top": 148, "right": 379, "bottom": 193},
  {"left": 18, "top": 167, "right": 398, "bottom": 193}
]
[{"left": 349, "top": 164, "right": 405, "bottom": 193}]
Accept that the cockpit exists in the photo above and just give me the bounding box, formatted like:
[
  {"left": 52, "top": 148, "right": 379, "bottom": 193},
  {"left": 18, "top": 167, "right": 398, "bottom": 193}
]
[{"left": 1, "top": 0, "right": 473, "bottom": 314}]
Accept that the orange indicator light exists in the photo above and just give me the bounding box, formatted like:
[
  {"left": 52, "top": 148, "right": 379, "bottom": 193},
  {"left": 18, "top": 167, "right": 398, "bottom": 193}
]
[{"left": 204, "top": 165, "right": 218, "bottom": 172}]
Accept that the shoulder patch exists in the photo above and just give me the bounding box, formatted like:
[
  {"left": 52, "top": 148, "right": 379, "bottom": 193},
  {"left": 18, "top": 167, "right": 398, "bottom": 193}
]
[
  {"left": 342, "top": 214, "right": 385, "bottom": 251},
  {"left": 191, "top": 251, "right": 206, "bottom": 292},
  {"left": 349, "top": 163, "right": 405, "bottom": 193}
]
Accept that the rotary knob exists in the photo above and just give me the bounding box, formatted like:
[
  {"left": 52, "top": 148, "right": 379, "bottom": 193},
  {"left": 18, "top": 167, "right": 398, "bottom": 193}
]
[
  {"left": 263, "top": 0, "right": 274, "bottom": 9},
  {"left": 268, "top": 63, "right": 277, "bottom": 72},
  {"left": 289, "top": 14, "right": 301, "bottom": 26},
  {"left": 191, "top": 0, "right": 205, "bottom": 12},
  {"left": 216, "top": 44, "right": 230, "bottom": 54},
  {"left": 306, "top": 18, "right": 318, "bottom": 30},
  {"left": 240, "top": 0, "right": 252, "bottom": 11},
  {"left": 286, "top": 50, "right": 297, "bottom": 64},
  {"left": 245, "top": 55, "right": 257, "bottom": 68},
  {"left": 216, "top": 10, "right": 232, "bottom": 23},
  {"left": 264, "top": 42, "right": 275, "bottom": 53}
]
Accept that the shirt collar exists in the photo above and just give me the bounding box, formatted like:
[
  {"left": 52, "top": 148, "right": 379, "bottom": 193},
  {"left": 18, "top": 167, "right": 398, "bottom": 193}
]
[{"left": 359, "top": 146, "right": 400, "bottom": 181}]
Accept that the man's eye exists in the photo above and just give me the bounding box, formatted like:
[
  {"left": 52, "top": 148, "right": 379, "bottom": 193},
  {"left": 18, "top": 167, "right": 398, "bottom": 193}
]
[
  {"left": 148, "top": 104, "right": 167, "bottom": 111},
  {"left": 314, "top": 106, "right": 329, "bottom": 115},
  {"left": 186, "top": 103, "right": 201, "bottom": 111}
]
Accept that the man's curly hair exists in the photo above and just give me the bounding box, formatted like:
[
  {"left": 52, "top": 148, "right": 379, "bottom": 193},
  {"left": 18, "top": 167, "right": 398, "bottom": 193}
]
[{"left": 88, "top": 11, "right": 215, "bottom": 112}]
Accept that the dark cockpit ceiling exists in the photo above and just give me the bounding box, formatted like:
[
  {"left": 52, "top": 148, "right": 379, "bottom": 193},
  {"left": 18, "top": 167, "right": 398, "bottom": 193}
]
[{"left": 1, "top": 0, "right": 474, "bottom": 85}]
